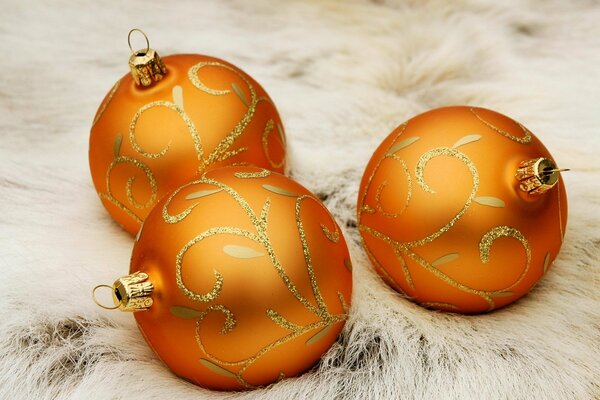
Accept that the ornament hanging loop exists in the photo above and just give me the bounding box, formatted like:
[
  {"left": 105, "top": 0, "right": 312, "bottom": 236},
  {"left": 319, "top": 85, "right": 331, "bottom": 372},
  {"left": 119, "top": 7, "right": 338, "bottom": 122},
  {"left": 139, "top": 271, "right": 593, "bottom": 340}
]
[
  {"left": 92, "top": 284, "right": 121, "bottom": 310},
  {"left": 541, "top": 168, "right": 570, "bottom": 176},
  {"left": 515, "top": 157, "right": 566, "bottom": 195},
  {"left": 127, "top": 28, "right": 166, "bottom": 87},
  {"left": 92, "top": 271, "right": 154, "bottom": 312},
  {"left": 128, "top": 28, "right": 150, "bottom": 55}
]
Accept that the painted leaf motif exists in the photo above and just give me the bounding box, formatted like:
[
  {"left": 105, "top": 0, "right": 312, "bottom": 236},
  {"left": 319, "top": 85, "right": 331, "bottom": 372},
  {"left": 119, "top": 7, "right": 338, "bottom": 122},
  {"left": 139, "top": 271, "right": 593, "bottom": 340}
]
[
  {"left": 135, "top": 222, "right": 144, "bottom": 242},
  {"left": 262, "top": 184, "right": 298, "bottom": 197},
  {"left": 494, "top": 291, "right": 515, "bottom": 297},
  {"left": 113, "top": 133, "right": 123, "bottom": 157},
  {"left": 422, "top": 302, "right": 459, "bottom": 311},
  {"left": 185, "top": 189, "right": 222, "bottom": 200},
  {"left": 223, "top": 244, "right": 264, "bottom": 259},
  {"left": 199, "top": 358, "right": 237, "bottom": 378},
  {"left": 231, "top": 82, "right": 249, "bottom": 106},
  {"left": 543, "top": 252, "right": 550, "bottom": 273},
  {"left": 306, "top": 324, "right": 335, "bottom": 345},
  {"left": 344, "top": 258, "right": 353, "bottom": 272},
  {"left": 172, "top": 85, "right": 184, "bottom": 109},
  {"left": 386, "top": 137, "right": 420, "bottom": 156},
  {"left": 277, "top": 122, "right": 285, "bottom": 144},
  {"left": 170, "top": 306, "right": 204, "bottom": 319},
  {"left": 474, "top": 197, "right": 505, "bottom": 208},
  {"left": 431, "top": 253, "right": 459, "bottom": 267},
  {"left": 452, "top": 134, "right": 481, "bottom": 148}
]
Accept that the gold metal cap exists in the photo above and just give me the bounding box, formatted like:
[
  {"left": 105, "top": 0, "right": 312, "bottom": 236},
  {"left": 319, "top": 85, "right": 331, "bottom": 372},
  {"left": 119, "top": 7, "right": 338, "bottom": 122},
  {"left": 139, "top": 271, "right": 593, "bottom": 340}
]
[
  {"left": 127, "top": 29, "right": 167, "bottom": 87},
  {"left": 515, "top": 157, "right": 565, "bottom": 195},
  {"left": 93, "top": 271, "right": 154, "bottom": 312}
]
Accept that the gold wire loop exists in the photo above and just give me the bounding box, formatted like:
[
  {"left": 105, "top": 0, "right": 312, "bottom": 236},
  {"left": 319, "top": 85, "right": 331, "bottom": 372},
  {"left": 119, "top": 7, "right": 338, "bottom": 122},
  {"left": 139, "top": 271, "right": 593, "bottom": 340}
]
[
  {"left": 92, "top": 284, "right": 120, "bottom": 310},
  {"left": 128, "top": 28, "right": 150, "bottom": 55},
  {"left": 541, "top": 168, "right": 570, "bottom": 176}
]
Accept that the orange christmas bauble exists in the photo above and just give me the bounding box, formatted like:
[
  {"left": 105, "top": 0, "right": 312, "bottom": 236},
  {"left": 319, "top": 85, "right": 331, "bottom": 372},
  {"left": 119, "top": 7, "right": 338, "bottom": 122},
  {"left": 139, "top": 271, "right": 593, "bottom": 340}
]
[
  {"left": 357, "top": 106, "right": 567, "bottom": 313},
  {"left": 89, "top": 37, "right": 286, "bottom": 236},
  {"left": 104, "top": 166, "right": 352, "bottom": 390}
]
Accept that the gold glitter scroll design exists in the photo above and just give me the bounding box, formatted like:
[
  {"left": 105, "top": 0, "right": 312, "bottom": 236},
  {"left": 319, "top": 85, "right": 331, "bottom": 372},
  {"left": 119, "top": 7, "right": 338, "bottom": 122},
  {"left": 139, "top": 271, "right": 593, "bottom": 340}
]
[
  {"left": 100, "top": 61, "right": 285, "bottom": 225},
  {"left": 479, "top": 226, "right": 531, "bottom": 292},
  {"left": 100, "top": 140, "right": 158, "bottom": 223},
  {"left": 470, "top": 107, "right": 532, "bottom": 144},
  {"left": 358, "top": 124, "right": 532, "bottom": 311},
  {"left": 188, "top": 61, "right": 285, "bottom": 168},
  {"left": 375, "top": 155, "right": 412, "bottom": 219},
  {"left": 99, "top": 88, "right": 198, "bottom": 222},
  {"left": 166, "top": 174, "right": 347, "bottom": 388}
]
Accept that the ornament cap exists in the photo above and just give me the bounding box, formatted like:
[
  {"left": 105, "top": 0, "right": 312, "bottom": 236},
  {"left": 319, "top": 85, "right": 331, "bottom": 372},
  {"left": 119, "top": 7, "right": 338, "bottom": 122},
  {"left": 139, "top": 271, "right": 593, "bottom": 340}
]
[
  {"left": 92, "top": 271, "right": 153, "bottom": 312},
  {"left": 515, "top": 157, "right": 565, "bottom": 195},
  {"left": 127, "top": 29, "right": 167, "bottom": 87}
]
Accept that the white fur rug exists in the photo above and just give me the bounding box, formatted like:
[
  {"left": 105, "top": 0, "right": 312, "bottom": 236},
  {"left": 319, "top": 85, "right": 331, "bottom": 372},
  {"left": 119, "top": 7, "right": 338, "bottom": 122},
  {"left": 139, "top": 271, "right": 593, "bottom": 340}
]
[{"left": 1, "top": 1, "right": 599, "bottom": 399}]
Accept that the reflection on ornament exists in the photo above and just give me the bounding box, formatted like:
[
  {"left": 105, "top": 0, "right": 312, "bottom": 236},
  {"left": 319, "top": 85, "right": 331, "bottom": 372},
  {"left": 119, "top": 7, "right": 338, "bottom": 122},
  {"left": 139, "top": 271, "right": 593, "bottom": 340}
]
[
  {"left": 357, "top": 106, "right": 567, "bottom": 313},
  {"left": 95, "top": 166, "right": 352, "bottom": 390},
  {"left": 89, "top": 30, "right": 286, "bottom": 235}
]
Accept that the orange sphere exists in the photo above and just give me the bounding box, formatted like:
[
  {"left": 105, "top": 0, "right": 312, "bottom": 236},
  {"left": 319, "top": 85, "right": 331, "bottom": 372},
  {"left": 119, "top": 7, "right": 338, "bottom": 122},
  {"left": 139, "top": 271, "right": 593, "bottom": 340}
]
[
  {"left": 357, "top": 106, "right": 567, "bottom": 313},
  {"left": 130, "top": 166, "right": 352, "bottom": 390},
  {"left": 89, "top": 54, "right": 286, "bottom": 235}
]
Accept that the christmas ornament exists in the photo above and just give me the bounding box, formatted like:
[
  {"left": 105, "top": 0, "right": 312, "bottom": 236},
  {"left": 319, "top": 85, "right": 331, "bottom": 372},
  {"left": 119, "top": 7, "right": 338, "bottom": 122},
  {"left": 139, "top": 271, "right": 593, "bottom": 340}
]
[
  {"left": 89, "top": 29, "right": 287, "bottom": 235},
  {"left": 93, "top": 166, "right": 352, "bottom": 390},
  {"left": 357, "top": 106, "right": 567, "bottom": 313}
]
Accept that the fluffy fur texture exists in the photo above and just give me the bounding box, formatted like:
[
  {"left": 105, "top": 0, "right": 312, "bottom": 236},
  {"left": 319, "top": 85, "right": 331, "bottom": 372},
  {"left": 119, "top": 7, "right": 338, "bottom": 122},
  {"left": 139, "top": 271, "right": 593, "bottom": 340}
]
[{"left": 1, "top": 1, "right": 599, "bottom": 399}]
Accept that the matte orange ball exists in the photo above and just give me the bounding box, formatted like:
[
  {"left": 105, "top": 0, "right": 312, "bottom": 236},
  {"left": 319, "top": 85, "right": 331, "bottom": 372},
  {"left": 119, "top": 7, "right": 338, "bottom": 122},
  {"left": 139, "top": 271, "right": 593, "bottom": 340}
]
[
  {"left": 119, "top": 166, "right": 351, "bottom": 390},
  {"left": 89, "top": 53, "right": 286, "bottom": 235},
  {"left": 358, "top": 106, "right": 567, "bottom": 313}
]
